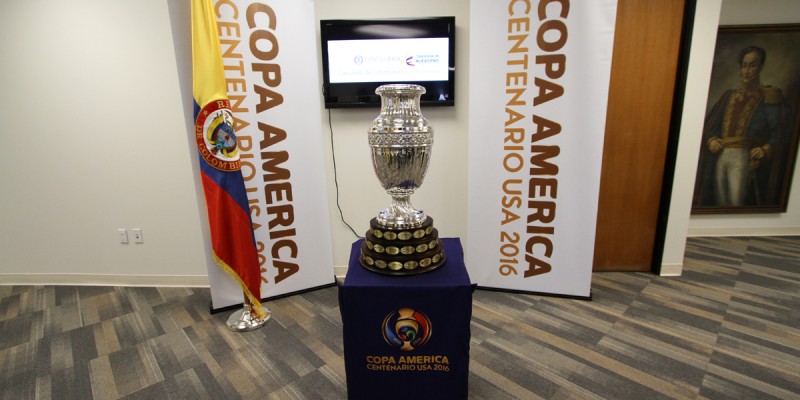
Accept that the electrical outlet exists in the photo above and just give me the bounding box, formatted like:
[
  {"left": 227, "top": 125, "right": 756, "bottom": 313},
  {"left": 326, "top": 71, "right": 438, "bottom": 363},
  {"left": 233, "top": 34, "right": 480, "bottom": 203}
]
[
  {"left": 118, "top": 229, "right": 129, "bottom": 244},
  {"left": 132, "top": 228, "right": 143, "bottom": 243}
]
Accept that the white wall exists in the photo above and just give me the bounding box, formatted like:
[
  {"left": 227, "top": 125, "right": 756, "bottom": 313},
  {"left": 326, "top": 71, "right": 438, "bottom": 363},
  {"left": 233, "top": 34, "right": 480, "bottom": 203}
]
[
  {"left": 0, "top": 0, "right": 210, "bottom": 285},
  {"left": 2, "top": 0, "right": 795, "bottom": 286},
  {"left": 661, "top": 0, "right": 800, "bottom": 275},
  {"left": 315, "top": 0, "right": 470, "bottom": 270},
  {"left": 687, "top": 0, "right": 800, "bottom": 237},
  {"left": 0, "top": 0, "right": 469, "bottom": 285},
  {"left": 660, "top": 0, "right": 723, "bottom": 275},
  {"left": 662, "top": 0, "right": 800, "bottom": 275}
]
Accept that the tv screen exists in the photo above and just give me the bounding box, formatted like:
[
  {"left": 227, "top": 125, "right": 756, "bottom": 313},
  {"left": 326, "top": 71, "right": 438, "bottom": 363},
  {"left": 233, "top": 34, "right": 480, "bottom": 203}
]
[{"left": 320, "top": 17, "right": 455, "bottom": 108}]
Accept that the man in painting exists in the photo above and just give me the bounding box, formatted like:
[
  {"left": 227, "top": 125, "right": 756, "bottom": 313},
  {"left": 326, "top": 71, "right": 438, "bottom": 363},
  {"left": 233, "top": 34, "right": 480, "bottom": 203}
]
[{"left": 695, "top": 45, "right": 787, "bottom": 208}]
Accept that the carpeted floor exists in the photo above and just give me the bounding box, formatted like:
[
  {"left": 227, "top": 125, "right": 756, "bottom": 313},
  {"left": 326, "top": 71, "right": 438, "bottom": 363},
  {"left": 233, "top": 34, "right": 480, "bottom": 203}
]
[{"left": 1, "top": 236, "right": 798, "bottom": 399}]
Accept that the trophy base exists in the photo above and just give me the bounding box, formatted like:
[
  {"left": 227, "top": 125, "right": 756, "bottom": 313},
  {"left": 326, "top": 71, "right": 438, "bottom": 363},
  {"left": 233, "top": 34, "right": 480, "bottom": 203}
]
[{"left": 359, "top": 217, "right": 446, "bottom": 276}]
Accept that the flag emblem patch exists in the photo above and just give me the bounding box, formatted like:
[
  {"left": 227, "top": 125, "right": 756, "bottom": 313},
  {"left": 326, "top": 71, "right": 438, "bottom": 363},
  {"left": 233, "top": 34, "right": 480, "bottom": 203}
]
[{"left": 195, "top": 99, "right": 240, "bottom": 171}]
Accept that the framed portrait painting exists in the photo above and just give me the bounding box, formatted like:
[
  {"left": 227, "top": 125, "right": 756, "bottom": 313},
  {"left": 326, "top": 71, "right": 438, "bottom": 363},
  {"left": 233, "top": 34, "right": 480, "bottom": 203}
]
[{"left": 692, "top": 24, "right": 800, "bottom": 214}]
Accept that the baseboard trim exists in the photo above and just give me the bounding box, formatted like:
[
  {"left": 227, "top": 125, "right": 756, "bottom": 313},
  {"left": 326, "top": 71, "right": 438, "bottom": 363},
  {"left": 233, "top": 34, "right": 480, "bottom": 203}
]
[
  {"left": 687, "top": 227, "right": 800, "bottom": 237},
  {"left": 659, "top": 263, "right": 683, "bottom": 277},
  {"left": 0, "top": 273, "right": 210, "bottom": 287},
  {"left": 334, "top": 265, "right": 348, "bottom": 280}
]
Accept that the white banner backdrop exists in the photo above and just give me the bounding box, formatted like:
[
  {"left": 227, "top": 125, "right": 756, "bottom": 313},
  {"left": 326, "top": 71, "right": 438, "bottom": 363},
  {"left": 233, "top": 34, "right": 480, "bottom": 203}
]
[
  {"left": 207, "top": 0, "right": 334, "bottom": 309},
  {"left": 467, "top": 0, "right": 618, "bottom": 297}
]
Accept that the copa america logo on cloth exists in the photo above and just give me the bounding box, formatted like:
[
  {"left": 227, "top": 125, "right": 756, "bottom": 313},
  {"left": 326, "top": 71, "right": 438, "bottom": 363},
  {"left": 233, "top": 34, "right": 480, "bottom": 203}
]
[
  {"left": 382, "top": 308, "right": 432, "bottom": 351},
  {"left": 195, "top": 99, "right": 240, "bottom": 171}
]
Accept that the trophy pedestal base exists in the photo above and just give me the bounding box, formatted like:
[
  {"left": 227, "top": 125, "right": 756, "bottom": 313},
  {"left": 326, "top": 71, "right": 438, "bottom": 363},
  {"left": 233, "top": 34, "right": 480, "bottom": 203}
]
[{"left": 359, "top": 217, "right": 446, "bottom": 275}]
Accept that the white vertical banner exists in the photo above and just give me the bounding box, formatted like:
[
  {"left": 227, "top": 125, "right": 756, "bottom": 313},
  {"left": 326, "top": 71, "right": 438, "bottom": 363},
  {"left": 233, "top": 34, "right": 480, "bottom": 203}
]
[
  {"left": 208, "top": 0, "right": 334, "bottom": 309},
  {"left": 467, "top": 0, "right": 617, "bottom": 297}
]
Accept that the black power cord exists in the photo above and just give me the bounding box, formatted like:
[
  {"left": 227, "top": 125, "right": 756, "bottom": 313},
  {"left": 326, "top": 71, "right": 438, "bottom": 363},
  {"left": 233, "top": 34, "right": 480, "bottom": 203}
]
[{"left": 328, "top": 108, "right": 362, "bottom": 239}]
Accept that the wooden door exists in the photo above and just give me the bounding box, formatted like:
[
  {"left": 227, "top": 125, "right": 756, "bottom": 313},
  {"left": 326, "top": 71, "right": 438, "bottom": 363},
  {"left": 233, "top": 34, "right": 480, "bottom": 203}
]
[{"left": 593, "top": 0, "right": 687, "bottom": 271}]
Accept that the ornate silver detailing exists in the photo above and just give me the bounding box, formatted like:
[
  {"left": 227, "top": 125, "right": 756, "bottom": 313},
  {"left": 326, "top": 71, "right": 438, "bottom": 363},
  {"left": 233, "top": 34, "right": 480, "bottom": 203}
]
[{"left": 368, "top": 132, "right": 434, "bottom": 146}]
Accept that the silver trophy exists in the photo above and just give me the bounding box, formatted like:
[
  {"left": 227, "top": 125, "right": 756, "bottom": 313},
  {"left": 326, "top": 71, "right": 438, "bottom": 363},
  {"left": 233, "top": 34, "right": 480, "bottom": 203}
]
[{"left": 360, "top": 84, "right": 445, "bottom": 275}]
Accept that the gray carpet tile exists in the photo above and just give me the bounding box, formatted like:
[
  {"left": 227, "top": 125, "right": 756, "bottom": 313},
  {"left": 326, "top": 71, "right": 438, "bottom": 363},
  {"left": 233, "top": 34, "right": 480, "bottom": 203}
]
[{"left": 1, "top": 236, "right": 799, "bottom": 399}]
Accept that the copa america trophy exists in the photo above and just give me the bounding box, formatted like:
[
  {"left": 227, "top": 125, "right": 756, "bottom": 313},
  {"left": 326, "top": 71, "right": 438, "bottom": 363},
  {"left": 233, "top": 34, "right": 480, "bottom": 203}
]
[{"left": 359, "top": 84, "right": 446, "bottom": 275}]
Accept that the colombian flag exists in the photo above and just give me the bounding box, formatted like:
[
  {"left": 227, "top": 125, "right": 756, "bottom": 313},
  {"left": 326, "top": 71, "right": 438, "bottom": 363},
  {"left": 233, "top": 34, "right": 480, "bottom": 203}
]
[{"left": 191, "top": 0, "right": 265, "bottom": 318}]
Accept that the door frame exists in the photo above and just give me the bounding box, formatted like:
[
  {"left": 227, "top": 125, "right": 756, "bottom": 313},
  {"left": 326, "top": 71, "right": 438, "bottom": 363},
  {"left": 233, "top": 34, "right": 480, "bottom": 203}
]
[{"left": 651, "top": 0, "right": 698, "bottom": 274}]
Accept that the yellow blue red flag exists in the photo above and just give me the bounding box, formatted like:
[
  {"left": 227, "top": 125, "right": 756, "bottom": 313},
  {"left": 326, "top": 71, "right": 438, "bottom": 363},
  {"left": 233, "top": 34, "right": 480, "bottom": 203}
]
[{"left": 191, "top": 0, "right": 264, "bottom": 318}]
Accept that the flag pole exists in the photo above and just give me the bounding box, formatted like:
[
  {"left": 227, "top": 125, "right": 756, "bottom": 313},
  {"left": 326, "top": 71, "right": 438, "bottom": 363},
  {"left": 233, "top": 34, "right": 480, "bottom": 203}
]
[
  {"left": 226, "top": 292, "right": 271, "bottom": 332},
  {"left": 193, "top": 0, "right": 270, "bottom": 332}
]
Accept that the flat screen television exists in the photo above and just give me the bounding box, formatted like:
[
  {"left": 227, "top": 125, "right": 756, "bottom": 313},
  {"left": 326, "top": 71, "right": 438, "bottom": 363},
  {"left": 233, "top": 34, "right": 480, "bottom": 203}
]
[{"left": 319, "top": 16, "right": 456, "bottom": 108}]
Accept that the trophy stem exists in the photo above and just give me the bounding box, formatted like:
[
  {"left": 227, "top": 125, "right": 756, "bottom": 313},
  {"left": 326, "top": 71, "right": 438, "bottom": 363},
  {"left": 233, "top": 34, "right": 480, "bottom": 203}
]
[
  {"left": 391, "top": 194, "right": 415, "bottom": 213},
  {"left": 377, "top": 191, "right": 426, "bottom": 228}
]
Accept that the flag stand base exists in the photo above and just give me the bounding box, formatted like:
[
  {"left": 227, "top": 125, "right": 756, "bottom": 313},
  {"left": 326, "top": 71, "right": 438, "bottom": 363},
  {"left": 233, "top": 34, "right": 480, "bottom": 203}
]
[{"left": 226, "top": 303, "right": 271, "bottom": 332}]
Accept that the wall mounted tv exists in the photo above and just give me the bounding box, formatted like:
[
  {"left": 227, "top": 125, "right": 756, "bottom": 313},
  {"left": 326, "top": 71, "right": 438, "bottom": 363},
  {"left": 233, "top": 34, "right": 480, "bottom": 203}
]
[{"left": 319, "top": 16, "right": 455, "bottom": 108}]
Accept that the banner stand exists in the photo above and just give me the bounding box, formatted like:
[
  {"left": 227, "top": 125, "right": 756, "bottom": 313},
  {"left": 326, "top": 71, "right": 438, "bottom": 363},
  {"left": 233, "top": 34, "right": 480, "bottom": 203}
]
[
  {"left": 466, "top": 0, "right": 618, "bottom": 297},
  {"left": 475, "top": 285, "right": 592, "bottom": 301}
]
